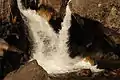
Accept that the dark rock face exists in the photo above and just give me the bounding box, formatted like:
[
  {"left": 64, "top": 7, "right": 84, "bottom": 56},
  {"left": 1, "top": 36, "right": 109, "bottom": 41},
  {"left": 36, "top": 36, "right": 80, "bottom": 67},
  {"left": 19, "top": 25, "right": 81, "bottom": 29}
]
[
  {"left": 36, "top": 4, "right": 63, "bottom": 33},
  {"left": 70, "top": 0, "right": 120, "bottom": 45},
  {"left": 4, "top": 60, "right": 49, "bottom": 80},
  {"left": 0, "top": 0, "right": 33, "bottom": 78},
  {"left": 21, "top": 0, "right": 39, "bottom": 10},
  {"left": 1, "top": 20, "right": 31, "bottom": 78},
  {"left": 67, "top": 13, "right": 120, "bottom": 58},
  {"left": 49, "top": 16, "right": 63, "bottom": 33}
]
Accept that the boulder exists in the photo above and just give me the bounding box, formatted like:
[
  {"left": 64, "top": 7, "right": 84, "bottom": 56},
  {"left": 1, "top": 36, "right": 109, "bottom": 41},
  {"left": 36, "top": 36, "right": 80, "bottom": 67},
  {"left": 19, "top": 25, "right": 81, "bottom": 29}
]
[
  {"left": 70, "top": 0, "right": 120, "bottom": 29},
  {"left": 4, "top": 60, "right": 50, "bottom": 80}
]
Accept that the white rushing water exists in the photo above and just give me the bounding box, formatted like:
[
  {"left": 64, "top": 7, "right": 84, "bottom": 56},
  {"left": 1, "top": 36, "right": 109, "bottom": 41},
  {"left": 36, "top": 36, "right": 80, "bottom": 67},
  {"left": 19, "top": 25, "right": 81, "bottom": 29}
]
[{"left": 17, "top": 0, "right": 102, "bottom": 74}]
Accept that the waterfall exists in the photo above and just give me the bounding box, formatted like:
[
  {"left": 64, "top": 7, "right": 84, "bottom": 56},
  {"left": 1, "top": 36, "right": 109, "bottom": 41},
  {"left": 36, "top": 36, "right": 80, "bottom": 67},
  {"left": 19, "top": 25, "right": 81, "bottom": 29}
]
[{"left": 17, "top": 0, "right": 102, "bottom": 74}]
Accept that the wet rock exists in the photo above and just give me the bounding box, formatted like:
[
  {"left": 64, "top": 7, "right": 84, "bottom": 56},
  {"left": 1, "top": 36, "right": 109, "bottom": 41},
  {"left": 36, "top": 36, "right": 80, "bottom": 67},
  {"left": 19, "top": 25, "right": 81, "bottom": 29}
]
[
  {"left": 40, "top": 0, "right": 61, "bottom": 12},
  {"left": 39, "top": 0, "right": 68, "bottom": 14},
  {"left": 4, "top": 60, "right": 50, "bottom": 80},
  {"left": 49, "top": 69, "right": 120, "bottom": 80},
  {"left": 70, "top": 0, "right": 120, "bottom": 52},
  {"left": 77, "top": 69, "right": 92, "bottom": 77}
]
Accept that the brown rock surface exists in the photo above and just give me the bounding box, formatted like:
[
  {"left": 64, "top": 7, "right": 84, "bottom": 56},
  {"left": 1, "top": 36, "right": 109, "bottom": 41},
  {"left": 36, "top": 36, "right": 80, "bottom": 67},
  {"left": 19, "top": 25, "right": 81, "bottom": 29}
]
[
  {"left": 1, "top": 0, "right": 120, "bottom": 28},
  {"left": 45, "top": 0, "right": 61, "bottom": 12},
  {"left": 70, "top": 0, "right": 120, "bottom": 44},
  {"left": 0, "top": 0, "right": 11, "bottom": 21},
  {"left": 70, "top": 0, "right": 120, "bottom": 29},
  {"left": 49, "top": 69, "right": 120, "bottom": 80},
  {"left": 39, "top": 0, "right": 69, "bottom": 18},
  {"left": 4, "top": 60, "right": 49, "bottom": 80}
]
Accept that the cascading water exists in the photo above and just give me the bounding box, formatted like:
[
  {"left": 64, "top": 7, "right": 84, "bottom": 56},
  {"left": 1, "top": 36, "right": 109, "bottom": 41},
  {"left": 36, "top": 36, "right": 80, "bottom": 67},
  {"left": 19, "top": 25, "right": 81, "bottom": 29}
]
[{"left": 17, "top": 0, "right": 102, "bottom": 74}]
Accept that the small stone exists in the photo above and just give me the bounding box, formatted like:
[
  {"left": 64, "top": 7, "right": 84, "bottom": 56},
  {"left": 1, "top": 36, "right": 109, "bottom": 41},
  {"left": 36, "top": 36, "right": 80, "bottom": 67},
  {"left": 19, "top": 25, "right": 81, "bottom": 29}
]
[{"left": 77, "top": 69, "right": 92, "bottom": 77}]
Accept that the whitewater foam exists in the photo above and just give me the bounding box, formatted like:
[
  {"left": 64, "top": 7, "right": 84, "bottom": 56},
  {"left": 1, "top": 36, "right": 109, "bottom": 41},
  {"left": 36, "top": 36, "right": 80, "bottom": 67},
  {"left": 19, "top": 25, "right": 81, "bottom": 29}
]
[{"left": 17, "top": 0, "right": 102, "bottom": 74}]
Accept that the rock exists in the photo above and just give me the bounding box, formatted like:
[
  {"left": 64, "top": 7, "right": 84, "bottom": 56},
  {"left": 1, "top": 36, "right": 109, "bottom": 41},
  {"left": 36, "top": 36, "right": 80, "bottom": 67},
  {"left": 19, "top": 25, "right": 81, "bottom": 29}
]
[
  {"left": 0, "top": 0, "right": 33, "bottom": 78},
  {"left": 39, "top": 0, "right": 68, "bottom": 14},
  {"left": 70, "top": 0, "right": 120, "bottom": 48},
  {"left": 77, "top": 69, "right": 92, "bottom": 77},
  {"left": 0, "top": 0, "right": 11, "bottom": 21},
  {"left": 4, "top": 60, "right": 50, "bottom": 80},
  {"left": 49, "top": 69, "right": 120, "bottom": 80},
  {"left": 40, "top": 0, "right": 61, "bottom": 12},
  {"left": 70, "top": 0, "right": 120, "bottom": 29}
]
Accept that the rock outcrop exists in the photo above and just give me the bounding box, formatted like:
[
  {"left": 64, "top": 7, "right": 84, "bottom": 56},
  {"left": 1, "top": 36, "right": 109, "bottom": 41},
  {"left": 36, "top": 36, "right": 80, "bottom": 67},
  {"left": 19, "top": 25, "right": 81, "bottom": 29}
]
[
  {"left": 70, "top": 0, "right": 120, "bottom": 45},
  {"left": 70, "top": 0, "right": 120, "bottom": 29},
  {"left": 3, "top": 60, "right": 120, "bottom": 80},
  {"left": 4, "top": 60, "right": 50, "bottom": 80}
]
